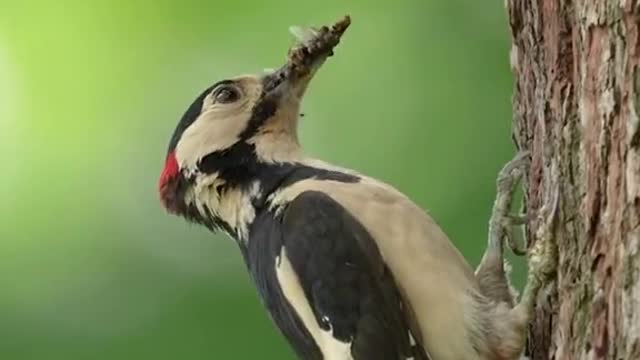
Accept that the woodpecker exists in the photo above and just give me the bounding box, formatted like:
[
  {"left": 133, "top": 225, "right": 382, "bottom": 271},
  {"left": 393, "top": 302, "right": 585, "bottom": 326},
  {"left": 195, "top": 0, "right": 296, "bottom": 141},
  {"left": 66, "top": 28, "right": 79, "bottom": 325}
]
[{"left": 158, "top": 16, "right": 558, "bottom": 360}]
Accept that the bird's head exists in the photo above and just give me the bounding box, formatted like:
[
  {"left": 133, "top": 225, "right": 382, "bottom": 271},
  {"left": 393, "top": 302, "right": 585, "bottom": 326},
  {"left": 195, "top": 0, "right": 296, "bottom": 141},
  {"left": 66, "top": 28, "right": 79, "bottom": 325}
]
[
  {"left": 158, "top": 71, "right": 307, "bottom": 216},
  {"left": 158, "top": 17, "right": 351, "bottom": 224}
]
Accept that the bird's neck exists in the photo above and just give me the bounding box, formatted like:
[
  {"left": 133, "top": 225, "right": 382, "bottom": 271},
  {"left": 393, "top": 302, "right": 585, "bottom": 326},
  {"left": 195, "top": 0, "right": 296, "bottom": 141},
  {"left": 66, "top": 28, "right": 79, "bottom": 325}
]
[
  {"left": 186, "top": 157, "right": 298, "bottom": 241},
  {"left": 189, "top": 157, "right": 360, "bottom": 243}
]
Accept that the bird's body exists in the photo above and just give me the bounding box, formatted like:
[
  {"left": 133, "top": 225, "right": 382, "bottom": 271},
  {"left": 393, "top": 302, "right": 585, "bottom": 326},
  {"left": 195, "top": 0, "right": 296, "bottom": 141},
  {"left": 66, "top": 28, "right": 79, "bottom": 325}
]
[
  {"left": 191, "top": 155, "right": 482, "bottom": 359},
  {"left": 158, "top": 16, "right": 557, "bottom": 360},
  {"left": 264, "top": 164, "right": 480, "bottom": 359}
]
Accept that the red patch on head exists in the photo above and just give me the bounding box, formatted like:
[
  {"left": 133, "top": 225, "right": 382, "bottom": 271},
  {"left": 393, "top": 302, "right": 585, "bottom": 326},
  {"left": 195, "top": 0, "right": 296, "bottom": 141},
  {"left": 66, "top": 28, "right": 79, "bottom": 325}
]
[{"left": 158, "top": 151, "right": 180, "bottom": 211}]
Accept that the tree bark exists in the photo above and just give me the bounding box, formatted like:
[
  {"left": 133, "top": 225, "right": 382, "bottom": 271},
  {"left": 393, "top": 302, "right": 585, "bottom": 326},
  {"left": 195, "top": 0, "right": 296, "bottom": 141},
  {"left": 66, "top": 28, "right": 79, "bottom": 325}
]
[{"left": 506, "top": 1, "right": 640, "bottom": 359}]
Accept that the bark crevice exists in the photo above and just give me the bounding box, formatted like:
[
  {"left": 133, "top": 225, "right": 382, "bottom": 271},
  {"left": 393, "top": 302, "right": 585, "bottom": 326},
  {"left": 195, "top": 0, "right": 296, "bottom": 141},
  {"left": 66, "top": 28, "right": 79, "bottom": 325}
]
[{"left": 506, "top": 0, "right": 640, "bottom": 359}]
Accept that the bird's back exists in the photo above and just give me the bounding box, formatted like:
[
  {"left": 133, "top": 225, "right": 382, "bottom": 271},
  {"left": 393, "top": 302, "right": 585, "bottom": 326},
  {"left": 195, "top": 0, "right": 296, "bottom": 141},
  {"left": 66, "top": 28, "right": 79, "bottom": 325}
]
[{"left": 268, "top": 163, "right": 486, "bottom": 360}]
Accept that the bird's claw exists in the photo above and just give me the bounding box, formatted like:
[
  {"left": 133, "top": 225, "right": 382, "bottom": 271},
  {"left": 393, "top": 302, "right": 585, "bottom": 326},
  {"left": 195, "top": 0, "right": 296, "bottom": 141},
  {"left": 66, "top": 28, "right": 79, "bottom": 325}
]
[
  {"left": 516, "top": 163, "right": 560, "bottom": 315},
  {"left": 529, "top": 173, "right": 560, "bottom": 284},
  {"left": 490, "top": 151, "right": 531, "bottom": 256}
]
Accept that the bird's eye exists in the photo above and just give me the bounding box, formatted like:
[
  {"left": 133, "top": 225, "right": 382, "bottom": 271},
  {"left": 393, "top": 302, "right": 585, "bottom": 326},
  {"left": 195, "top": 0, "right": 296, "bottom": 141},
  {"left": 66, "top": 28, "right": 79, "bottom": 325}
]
[{"left": 212, "top": 86, "right": 240, "bottom": 104}]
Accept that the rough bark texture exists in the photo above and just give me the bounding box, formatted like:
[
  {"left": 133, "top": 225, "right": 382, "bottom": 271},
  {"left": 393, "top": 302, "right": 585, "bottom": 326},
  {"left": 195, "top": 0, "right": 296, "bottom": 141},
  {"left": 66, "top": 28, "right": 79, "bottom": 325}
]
[{"left": 506, "top": 1, "right": 640, "bottom": 359}]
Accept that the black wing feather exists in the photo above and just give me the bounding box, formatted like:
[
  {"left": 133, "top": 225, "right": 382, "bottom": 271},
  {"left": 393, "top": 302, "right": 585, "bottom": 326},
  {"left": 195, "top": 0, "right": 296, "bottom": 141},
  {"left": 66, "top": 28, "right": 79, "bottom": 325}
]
[
  {"left": 279, "top": 191, "right": 429, "bottom": 360},
  {"left": 244, "top": 205, "right": 322, "bottom": 359}
]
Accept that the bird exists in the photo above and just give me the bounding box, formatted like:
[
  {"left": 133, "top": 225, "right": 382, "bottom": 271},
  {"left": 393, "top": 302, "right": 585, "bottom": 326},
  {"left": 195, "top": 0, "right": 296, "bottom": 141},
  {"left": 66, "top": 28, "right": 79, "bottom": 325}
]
[{"left": 157, "top": 16, "right": 558, "bottom": 360}]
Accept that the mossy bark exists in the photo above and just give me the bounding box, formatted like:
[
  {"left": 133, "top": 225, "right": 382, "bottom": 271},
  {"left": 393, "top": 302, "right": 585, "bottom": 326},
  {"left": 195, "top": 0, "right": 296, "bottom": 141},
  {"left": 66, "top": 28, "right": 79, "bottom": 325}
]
[{"left": 506, "top": 0, "right": 640, "bottom": 359}]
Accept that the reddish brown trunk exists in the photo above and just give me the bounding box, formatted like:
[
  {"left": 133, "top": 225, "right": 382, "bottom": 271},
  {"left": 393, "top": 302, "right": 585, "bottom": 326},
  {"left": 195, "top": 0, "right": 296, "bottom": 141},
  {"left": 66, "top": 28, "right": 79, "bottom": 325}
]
[{"left": 506, "top": 0, "right": 640, "bottom": 359}]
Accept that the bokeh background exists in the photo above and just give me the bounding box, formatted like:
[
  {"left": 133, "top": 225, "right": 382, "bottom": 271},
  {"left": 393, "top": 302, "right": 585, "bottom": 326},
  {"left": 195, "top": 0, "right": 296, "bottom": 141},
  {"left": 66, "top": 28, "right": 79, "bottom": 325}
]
[{"left": 0, "top": 1, "right": 521, "bottom": 359}]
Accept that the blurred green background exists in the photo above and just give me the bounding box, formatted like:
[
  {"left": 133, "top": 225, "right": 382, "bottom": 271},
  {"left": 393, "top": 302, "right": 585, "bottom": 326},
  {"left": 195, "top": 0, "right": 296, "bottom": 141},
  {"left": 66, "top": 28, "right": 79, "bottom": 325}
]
[{"left": 0, "top": 1, "right": 520, "bottom": 359}]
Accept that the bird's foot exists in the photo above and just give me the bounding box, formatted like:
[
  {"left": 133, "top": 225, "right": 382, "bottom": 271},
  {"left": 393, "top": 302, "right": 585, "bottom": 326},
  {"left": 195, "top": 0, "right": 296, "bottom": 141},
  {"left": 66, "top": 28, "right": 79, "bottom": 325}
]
[
  {"left": 489, "top": 151, "right": 531, "bottom": 256},
  {"left": 475, "top": 151, "right": 531, "bottom": 305},
  {"left": 516, "top": 173, "right": 560, "bottom": 315}
]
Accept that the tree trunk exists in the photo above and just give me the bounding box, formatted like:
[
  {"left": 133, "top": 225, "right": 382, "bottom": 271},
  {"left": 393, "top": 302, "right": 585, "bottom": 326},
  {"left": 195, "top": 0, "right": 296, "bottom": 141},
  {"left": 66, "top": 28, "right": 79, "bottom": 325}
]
[{"left": 506, "top": 1, "right": 640, "bottom": 359}]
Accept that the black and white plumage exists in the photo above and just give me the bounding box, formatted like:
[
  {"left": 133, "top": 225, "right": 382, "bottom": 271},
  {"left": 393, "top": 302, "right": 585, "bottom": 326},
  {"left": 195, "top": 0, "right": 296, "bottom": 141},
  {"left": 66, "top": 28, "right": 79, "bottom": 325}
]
[
  {"left": 158, "top": 17, "right": 553, "bottom": 360},
  {"left": 248, "top": 191, "right": 427, "bottom": 360}
]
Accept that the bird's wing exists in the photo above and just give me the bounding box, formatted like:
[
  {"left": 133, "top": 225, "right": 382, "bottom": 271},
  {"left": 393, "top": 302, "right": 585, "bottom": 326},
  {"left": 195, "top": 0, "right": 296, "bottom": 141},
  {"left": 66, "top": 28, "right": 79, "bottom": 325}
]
[{"left": 274, "top": 190, "right": 430, "bottom": 360}]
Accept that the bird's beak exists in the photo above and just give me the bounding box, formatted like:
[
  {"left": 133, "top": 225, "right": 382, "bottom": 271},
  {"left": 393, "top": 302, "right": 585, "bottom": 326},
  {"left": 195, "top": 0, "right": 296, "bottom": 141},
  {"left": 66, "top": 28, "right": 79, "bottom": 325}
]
[{"left": 262, "top": 16, "right": 351, "bottom": 101}]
